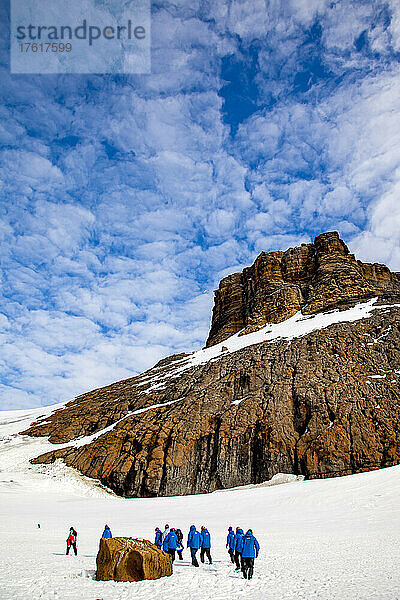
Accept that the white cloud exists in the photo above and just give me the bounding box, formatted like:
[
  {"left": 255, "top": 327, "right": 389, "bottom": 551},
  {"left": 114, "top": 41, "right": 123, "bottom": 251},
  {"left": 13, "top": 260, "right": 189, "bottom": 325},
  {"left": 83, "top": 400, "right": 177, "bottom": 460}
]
[
  {"left": 253, "top": 233, "right": 311, "bottom": 254},
  {"left": 388, "top": 0, "right": 400, "bottom": 52},
  {"left": 322, "top": 187, "right": 362, "bottom": 219},
  {"left": 285, "top": 0, "right": 329, "bottom": 25},
  {"left": 351, "top": 179, "right": 400, "bottom": 270},
  {"left": 321, "top": 3, "right": 374, "bottom": 51},
  {"left": 0, "top": 150, "right": 63, "bottom": 195},
  {"left": 205, "top": 209, "right": 237, "bottom": 237},
  {"left": 1, "top": 1, "right": 400, "bottom": 410}
]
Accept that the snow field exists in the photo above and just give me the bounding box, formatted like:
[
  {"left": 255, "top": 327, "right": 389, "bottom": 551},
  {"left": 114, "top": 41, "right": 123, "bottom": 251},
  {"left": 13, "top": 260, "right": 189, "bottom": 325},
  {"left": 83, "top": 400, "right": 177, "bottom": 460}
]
[{"left": 0, "top": 408, "right": 400, "bottom": 600}]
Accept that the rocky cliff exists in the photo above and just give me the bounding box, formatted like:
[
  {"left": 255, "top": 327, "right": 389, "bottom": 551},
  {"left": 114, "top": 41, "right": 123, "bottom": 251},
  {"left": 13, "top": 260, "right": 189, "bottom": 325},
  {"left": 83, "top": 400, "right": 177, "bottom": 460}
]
[
  {"left": 206, "top": 231, "right": 400, "bottom": 346},
  {"left": 23, "top": 232, "right": 400, "bottom": 497}
]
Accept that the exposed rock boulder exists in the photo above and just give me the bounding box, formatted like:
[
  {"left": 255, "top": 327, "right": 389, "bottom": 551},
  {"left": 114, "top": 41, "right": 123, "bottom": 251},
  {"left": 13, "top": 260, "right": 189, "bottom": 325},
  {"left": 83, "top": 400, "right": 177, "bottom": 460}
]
[{"left": 96, "top": 537, "right": 172, "bottom": 582}]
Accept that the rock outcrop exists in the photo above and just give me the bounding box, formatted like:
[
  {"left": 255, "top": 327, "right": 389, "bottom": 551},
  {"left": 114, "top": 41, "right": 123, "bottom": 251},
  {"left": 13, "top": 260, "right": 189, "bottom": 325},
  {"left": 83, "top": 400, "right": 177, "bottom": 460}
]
[
  {"left": 206, "top": 231, "right": 400, "bottom": 347},
  {"left": 96, "top": 537, "right": 172, "bottom": 582},
  {"left": 22, "top": 232, "right": 400, "bottom": 497}
]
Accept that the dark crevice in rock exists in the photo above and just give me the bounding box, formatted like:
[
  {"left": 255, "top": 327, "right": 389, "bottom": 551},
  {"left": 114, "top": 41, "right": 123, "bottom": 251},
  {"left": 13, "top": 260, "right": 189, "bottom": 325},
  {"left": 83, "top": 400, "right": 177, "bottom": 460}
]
[
  {"left": 158, "top": 429, "right": 174, "bottom": 496},
  {"left": 250, "top": 420, "right": 266, "bottom": 483},
  {"left": 121, "top": 462, "right": 138, "bottom": 497},
  {"left": 209, "top": 416, "right": 221, "bottom": 479},
  {"left": 293, "top": 392, "right": 312, "bottom": 436},
  {"left": 299, "top": 457, "right": 309, "bottom": 478}
]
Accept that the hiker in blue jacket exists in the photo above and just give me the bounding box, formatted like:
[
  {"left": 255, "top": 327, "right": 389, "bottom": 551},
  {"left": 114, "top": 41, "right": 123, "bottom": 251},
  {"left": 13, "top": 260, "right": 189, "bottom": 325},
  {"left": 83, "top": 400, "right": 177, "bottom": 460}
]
[
  {"left": 233, "top": 527, "right": 244, "bottom": 571},
  {"left": 164, "top": 528, "right": 179, "bottom": 562},
  {"left": 241, "top": 529, "right": 260, "bottom": 579},
  {"left": 200, "top": 526, "right": 212, "bottom": 564},
  {"left": 187, "top": 525, "right": 201, "bottom": 567},
  {"left": 154, "top": 527, "right": 162, "bottom": 548},
  {"left": 101, "top": 524, "right": 112, "bottom": 539},
  {"left": 226, "top": 526, "right": 235, "bottom": 563},
  {"left": 162, "top": 532, "right": 170, "bottom": 552}
]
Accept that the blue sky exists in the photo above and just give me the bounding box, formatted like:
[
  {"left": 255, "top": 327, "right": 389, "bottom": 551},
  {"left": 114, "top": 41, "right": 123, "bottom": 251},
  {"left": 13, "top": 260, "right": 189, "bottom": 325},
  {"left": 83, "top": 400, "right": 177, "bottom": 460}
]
[{"left": 1, "top": 0, "right": 400, "bottom": 409}]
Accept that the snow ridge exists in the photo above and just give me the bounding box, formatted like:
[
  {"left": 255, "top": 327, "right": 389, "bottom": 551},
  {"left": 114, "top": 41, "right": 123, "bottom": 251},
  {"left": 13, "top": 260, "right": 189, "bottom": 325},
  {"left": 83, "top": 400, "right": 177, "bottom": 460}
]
[{"left": 140, "top": 298, "right": 400, "bottom": 393}]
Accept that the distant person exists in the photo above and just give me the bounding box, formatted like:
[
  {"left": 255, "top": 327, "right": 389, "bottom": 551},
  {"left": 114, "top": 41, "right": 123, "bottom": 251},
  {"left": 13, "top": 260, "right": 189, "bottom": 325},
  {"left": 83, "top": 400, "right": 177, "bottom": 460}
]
[
  {"left": 241, "top": 529, "right": 260, "bottom": 579},
  {"left": 175, "top": 528, "right": 184, "bottom": 560},
  {"left": 101, "top": 524, "right": 112, "bottom": 538},
  {"left": 155, "top": 527, "right": 162, "bottom": 548},
  {"left": 66, "top": 527, "right": 77, "bottom": 555},
  {"left": 233, "top": 527, "right": 244, "bottom": 570},
  {"left": 164, "top": 528, "right": 179, "bottom": 562},
  {"left": 162, "top": 524, "right": 170, "bottom": 544},
  {"left": 200, "top": 526, "right": 212, "bottom": 564},
  {"left": 187, "top": 525, "right": 201, "bottom": 567},
  {"left": 37, "top": 524, "right": 40, "bottom": 528},
  {"left": 226, "top": 526, "right": 235, "bottom": 563}
]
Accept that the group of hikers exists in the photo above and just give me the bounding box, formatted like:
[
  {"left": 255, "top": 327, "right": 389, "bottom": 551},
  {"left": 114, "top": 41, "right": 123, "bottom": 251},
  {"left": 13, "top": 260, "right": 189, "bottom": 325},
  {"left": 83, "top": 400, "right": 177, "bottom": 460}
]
[
  {"left": 154, "top": 524, "right": 212, "bottom": 567},
  {"left": 154, "top": 523, "right": 260, "bottom": 578},
  {"left": 65, "top": 522, "right": 260, "bottom": 579},
  {"left": 226, "top": 526, "right": 260, "bottom": 579}
]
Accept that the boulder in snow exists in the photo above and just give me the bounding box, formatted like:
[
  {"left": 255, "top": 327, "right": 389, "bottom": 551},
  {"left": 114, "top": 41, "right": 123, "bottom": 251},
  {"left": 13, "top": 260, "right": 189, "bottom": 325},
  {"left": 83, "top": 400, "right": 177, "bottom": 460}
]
[{"left": 96, "top": 537, "right": 172, "bottom": 582}]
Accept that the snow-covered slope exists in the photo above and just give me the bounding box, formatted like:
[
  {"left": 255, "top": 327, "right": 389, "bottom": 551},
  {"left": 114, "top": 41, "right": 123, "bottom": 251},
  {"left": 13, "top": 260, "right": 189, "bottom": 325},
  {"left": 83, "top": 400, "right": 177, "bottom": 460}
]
[
  {"left": 0, "top": 407, "right": 399, "bottom": 600},
  {"left": 19, "top": 298, "right": 398, "bottom": 454},
  {"left": 138, "top": 298, "right": 400, "bottom": 393}
]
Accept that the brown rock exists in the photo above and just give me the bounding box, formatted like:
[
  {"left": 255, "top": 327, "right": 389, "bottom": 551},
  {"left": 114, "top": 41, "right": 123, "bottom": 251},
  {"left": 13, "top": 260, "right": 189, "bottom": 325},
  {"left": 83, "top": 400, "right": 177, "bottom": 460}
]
[
  {"left": 96, "top": 537, "right": 172, "bottom": 582},
  {"left": 206, "top": 231, "right": 400, "bottom": 347},
  {"left": 22, "top": 232, "right": 400, "bottom": 498},
  {"left": 26, "top": 305, "right": 400, "bottom": 497}
]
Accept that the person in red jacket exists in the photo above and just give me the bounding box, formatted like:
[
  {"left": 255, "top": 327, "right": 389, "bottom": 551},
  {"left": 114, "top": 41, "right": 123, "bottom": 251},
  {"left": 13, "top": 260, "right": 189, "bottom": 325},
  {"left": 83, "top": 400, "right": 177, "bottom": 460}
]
[{"left": 66, "top": 527, "right": 77, "bottom": 555}]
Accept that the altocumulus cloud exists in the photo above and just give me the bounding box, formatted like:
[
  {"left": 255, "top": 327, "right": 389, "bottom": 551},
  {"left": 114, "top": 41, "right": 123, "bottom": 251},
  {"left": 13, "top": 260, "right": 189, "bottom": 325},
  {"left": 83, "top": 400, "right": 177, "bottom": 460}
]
[{"left": 1, "top": 1, "right": 400, "bottom": 409}]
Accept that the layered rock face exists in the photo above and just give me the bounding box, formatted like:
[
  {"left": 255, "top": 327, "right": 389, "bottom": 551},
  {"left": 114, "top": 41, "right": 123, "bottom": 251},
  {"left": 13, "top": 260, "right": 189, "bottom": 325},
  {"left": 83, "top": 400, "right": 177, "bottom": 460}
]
[
  {"left": 24, "top": 305, "right": 400, "bottom": 497},
  {"left": 206, "top": 231, "right": 400, "bottom": 347},
  {"left": 22, "top": 232, "right": 400, "bottom": 497},
  {"left": 96, "top": 537, "right": 172, "bottom": 582}
]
